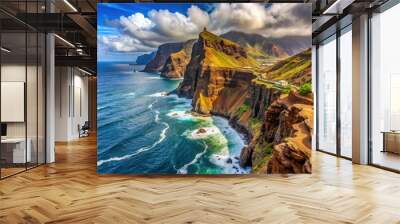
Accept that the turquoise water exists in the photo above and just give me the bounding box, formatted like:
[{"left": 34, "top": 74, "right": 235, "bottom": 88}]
[{"left": 97, "top": 62, "right": 249, "bottom": 174}]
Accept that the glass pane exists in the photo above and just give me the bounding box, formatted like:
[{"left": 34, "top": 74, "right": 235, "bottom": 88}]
[
  {"left": 371, "top": 4, "right": 400, "bottom": 171},
  {"left": 1, "top": 31, "right": 27, "bottom": 177},
  {"left": 27, "top": 31, "right": 38, "bottom": 169},
  {"left": 340, "top": 28, "right": 352, "bottom": 158},
  {"left": 318, "top": 36, "right": 337, "bottom": 154}
]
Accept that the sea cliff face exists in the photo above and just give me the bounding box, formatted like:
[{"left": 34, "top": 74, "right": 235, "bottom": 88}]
[
  {"left": 238, "top": 84, "right": 313, "bottom": 173},
  {"left": 160, "top": 40, "right": 196, "bottom": 79},
  {"left": 177, "top": 30, "right": 257, "bottom": 116},
  {"left": 143, "top": 42, "right": 184, "bottom": 73},
  {"left": 175, "top": 30, "right": 312, "bottom": 174}
]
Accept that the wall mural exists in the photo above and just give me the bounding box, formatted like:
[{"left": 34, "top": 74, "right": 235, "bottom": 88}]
[{"left": 97, "top": 3, "right": 313, "bottom": 174}]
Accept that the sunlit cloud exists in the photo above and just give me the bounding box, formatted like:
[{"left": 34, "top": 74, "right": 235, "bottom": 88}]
[{"left": 99, "top": 3, "right": 311, "bottom": 53}]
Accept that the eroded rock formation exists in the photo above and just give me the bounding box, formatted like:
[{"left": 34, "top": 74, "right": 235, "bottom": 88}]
[
  {"left": 143, "top": 42, "right": 184, "bottom": 73},
  {"left": 160, "top": 40, "right": 196, "bottom": 79},
  {"left": 177, "top": 30, "right": 257, "bottom": 116}
]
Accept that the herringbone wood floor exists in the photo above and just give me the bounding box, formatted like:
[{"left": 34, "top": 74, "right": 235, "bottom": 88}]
[{"left": 1, "top": 135, "right": 400, "bottom": 224}]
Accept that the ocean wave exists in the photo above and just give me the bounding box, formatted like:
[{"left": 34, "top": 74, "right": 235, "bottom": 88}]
[
  {"left": 97, "top": 105, "right": 107, "bottom": 110},
  {"left": 155, "top": 110, "right": 160, "bottom": 122},
  {"left": 209, "top": 154, "right": 249, "bottom": 174},
  {"left": 98, "top": 99, "right": 169, "bottom": 166},
  {"left": 166, "top": 110, "right": 193, "bottom": 120},
  {"left": 177, "top": 142, "right": 208, "bottom": 174},
  {"left": 97, "top": 121, "right": 169, "bottom": 166},
  {"left": 146, "top": 76, "right": 162, "bottom": 80},
  {"left": 147, "top": 92, "right": 167, "bottom": 97},
  {"left": 148, "top": 100, "right": 157, "bottom": 109},
  {"left": 167, "top": 110, "right": 211, "bottom": 122},
  {"left": 186, "top": 127, "right": 221, "bottom": 139}
]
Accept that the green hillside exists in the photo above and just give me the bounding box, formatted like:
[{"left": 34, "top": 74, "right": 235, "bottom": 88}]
[
  {"left": 262, "top": 49, "right": 311, "bottom": 86},
  {"left": 200, "top": 30, "right": 259, "bottom": 69}
]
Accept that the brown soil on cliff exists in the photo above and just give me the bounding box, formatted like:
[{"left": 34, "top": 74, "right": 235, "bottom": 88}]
[
  {"left": 161, "top": 40, "right": 196, "bottom": 79},
  {"left": 236, "top": 83, "right": 313, "bottom": 174},
  {"left": 177, "top": 30, "right": 257, "bottom": 114},
  {"left": 264, "top": 92, "right": 313, "bottom": 174}
]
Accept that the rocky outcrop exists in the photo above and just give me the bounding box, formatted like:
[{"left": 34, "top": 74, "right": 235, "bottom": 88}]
[
  {"left": 177, "top": 30, "right": 257, "bottom": 116},
  {"left": 243, "top": 90, "right": 313, "bottom": 174},
  {"left": 192, "top": 67, "right": 255, "bottom": 116},
  {"left": 249, "top": 83, "right": 281, "bottom": 120},
  {"left": 136, "top": 52, "right": 156, "bottom": 65},
  {"left": 160, "top": 40, "right": 196, "bottom": 79},
  {"left": 174, "top": 30, "right": 313, "bottom": 174},
  {"left": 143, "top": 42, "right": 184, "bottom": 73}
]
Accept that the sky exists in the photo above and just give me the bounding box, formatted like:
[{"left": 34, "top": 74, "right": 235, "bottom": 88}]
[{"left": 97, "top": 3, "right": 311, "bottom": 62}]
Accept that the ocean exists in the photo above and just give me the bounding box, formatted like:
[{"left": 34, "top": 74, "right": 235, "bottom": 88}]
[{"left": 97, "top": 62, "right": 249, "bottom": 174}]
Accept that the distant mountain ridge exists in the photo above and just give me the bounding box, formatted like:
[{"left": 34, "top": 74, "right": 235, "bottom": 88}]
[
  {"left": 142, "top": 42, "right": 184, "bottom": 73},
  {"left": 136, "top": 52, "right": 156, "bottom": 65},
  {"left": 138, "top": 31, "right": 310, "bottom": 74},
  {"left": 221, "top": 31, "right": 310, "bottom": 57}
]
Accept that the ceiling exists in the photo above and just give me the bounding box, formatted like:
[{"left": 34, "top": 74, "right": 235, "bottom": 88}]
[
  {"left": 0, "top": 0, "right": 97, "bottom": 74},
  {"left": 0, "top": 0, "right": 393, "bottom": 74},
  {"left": 311, "top": 0, "right": 390, "bottom": 43}
]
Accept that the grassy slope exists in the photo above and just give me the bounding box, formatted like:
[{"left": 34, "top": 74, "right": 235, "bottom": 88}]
[
  {"left": 200, "top": 31, "right": 259, "bottom": 69},
  {"left": 263, "top": 49, "right": 311, "bottom": 83}
]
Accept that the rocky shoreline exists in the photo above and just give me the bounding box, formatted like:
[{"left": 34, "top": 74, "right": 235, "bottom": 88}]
[{"left": 150, "top": 29, "right": 312, "bottom": 174}]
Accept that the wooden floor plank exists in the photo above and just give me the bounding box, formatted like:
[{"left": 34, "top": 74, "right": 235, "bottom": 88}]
[{"left": 0, "top": 135, "right": 399, "bottom": 224}]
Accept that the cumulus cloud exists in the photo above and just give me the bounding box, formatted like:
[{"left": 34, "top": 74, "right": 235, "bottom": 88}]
[
  {"left": 209, "top": 3, "right": 311, "bottom": 38},
  {"left": 100, "top": 3, "right": 311, "bottom": 53},
  {"left": 209, "top": 3, "right": 274, "bottom": 33},
  {"left": 99, "top": 35, "right": 154, "bottom": 52}
]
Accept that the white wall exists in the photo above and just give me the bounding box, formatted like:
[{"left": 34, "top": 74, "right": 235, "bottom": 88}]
[
  {"left": 1, "top": 63, "right": 46, "bottom": 164},
  {"left": 55, "top": 67, "right": 89, "bottom": 141},
  {"left": 1, "top": 64, "right": 42, "bottom": 138}
]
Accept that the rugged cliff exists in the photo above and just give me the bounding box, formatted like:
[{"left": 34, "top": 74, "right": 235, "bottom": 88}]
[
  {"left": 160, "top": 39, "right": 196, "bottom": 79},
  {"left": 235, "top": 49, "right": 313, "bottom": 174},
  {"left": 143, "top": 42, "right": 184, "bottom": 73},
  {"left": 175, "top": 30, "right": 313, "bottom": 174},
  {"left": 237, "top": 84, "right": 313, "bottom": 174},
  {"left": 176, "top": 30, "right": 258, "bottom": 116}
]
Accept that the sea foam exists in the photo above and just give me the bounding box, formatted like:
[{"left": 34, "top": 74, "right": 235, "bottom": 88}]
[
  {"left": 177, "top": 142, "right": 208, "bottom": 174},
  {"left": 97, "top": 121, "right": 169, "bottom": 166},
  {"left": 146, "top": 76, "right": 163, "bottom": 80},
  {"left": 147, "top": 92, "right": 167, "bottom": 97},
  {"left": 187, "top": 127, "right": 221, "bottom": 139},
  {"left": 97, "top": 99, "right": 169, "bottom": 167}
]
